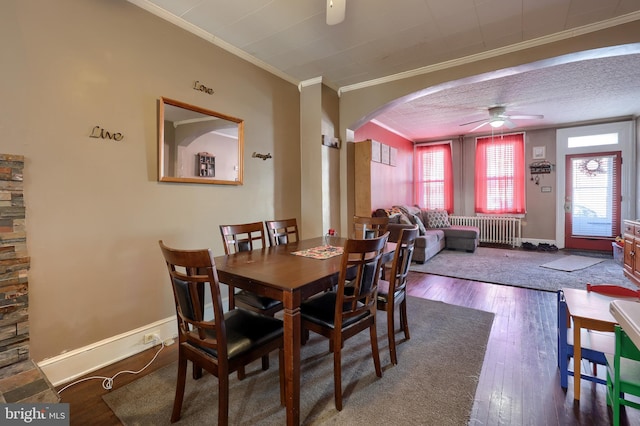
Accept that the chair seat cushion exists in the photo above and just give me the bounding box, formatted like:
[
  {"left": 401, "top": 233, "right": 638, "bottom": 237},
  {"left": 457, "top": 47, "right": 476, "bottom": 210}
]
[
  {"left": 301, "top": 292, "right": 368, "bottom": 329},
  {"left": 235, "top": 290, "right": 282, "bottom": 311},
  {"left": 194, "top": 309, "right": 283, "bottom": 359},
  {"left": 377, "top": 279, "right": 403, "bottom": 303}
]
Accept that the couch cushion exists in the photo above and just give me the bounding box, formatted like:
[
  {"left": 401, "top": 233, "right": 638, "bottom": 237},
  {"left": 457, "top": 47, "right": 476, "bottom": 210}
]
[
  {"left": 409, "top": 213, "right": 427, "bottom": 235},
  {"left": 443, "top": 225, "right": 479, "bottom": 239},
  {"left": 399, "top": 213, "right": 413, "bottom": 225},
  {"left": 414, "top": 229, "right": 445, "bottom": 248},
  {"left": 424, "top": 209, "right": 451, "bottom": 228},
  {"left": 395, "top": 205, "right": 422, "bottom": 218}
]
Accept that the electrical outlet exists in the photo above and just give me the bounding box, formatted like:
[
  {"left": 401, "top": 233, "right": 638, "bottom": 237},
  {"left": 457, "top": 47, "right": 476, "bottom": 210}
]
[{"left": 143, "top": 333, "right": 158, "bottom": 344}]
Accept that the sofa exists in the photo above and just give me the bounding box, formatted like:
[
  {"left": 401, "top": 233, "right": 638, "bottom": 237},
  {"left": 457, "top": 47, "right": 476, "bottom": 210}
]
[{"left": 373, "top": 205, "right": 479, "bottom": 264}]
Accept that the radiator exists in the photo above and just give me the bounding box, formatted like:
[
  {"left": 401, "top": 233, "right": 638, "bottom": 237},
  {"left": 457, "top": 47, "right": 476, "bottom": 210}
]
[{"left": 449, "top": 216, "right": 522, "bottom": 247}]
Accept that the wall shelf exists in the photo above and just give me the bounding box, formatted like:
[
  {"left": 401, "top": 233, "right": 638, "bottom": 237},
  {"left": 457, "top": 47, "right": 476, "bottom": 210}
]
[{"left": 530, "top": 161, "right": 552, "bottom": 174}]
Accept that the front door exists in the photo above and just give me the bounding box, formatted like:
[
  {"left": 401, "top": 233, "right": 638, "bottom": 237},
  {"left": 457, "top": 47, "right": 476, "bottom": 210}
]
[{"left": 564, "top": 151, "right": 621, "bottom": 251}]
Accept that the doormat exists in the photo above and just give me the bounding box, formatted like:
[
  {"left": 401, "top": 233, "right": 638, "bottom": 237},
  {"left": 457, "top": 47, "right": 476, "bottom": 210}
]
[{"left": 540, "top": 255, "right": 605, "bottom": 272}]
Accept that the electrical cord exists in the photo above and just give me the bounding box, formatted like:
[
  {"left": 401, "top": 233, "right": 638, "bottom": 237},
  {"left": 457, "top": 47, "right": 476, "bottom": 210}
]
[{"left": 57, "top": 337, "right": 166, "bottom": 395}]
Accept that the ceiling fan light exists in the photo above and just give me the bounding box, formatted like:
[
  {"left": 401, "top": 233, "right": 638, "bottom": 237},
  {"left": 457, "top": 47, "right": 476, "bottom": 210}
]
[
  {"left": 326, "top": 0, "right": 346, "bottom": 25},
  {"left": 490, "top": 119, "right": 505, "bottom": 128}
]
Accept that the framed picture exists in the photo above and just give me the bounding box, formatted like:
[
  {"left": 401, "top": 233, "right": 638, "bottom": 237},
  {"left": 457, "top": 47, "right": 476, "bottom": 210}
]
[
  {"left": 371, "top": 140, "right": 381, "bottom": 162},
  {"left": 533, "top": 146, "right": 546, "bottom": 159},
  {"left": 389, "top": 147, "right": 397, "bottom": 166},
  {"left": 381, "top": 144, "right": 390, "bottom": 164}
]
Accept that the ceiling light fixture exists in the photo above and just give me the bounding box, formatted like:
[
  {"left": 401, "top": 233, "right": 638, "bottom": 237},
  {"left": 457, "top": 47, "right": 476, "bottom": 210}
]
[
  {"left": 489, "top": 119, "right": 505, "bottom": 128},
  {"left": 326, "top": 0, "right": 346, "bottom": 25}
]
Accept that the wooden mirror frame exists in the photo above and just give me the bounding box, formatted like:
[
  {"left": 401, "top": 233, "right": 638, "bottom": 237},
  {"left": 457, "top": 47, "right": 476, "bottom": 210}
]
[{"left": 158, "top": 97, "right": 244, "bottom": 185}]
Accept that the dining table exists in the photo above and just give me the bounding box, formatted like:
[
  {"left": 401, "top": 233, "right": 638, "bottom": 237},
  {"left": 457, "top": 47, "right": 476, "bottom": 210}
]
[{"left": 213, "top": 236, "right": 395, "bottom": 426}]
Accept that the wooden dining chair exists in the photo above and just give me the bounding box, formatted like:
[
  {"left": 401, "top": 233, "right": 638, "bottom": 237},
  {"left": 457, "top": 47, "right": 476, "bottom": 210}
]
[
  {"left": 219, "top": 222, "right": 284, "bottom": 378},
  {"left": 353, "top": 216, "right": 389, "bottom": 239},
  {"left": 265, "top": 218, "right": 299, "bottom": 247},
  {"left": 158, "top": 241, "right": 285, "bottom": 426},
  {"left": 219, "top": 222, "right": 284, "bottom": 316},
  {"left": 300, "top": 232, "right": 389, "bottom": 411},
  {"left": 377, "top": 226, "right": 418, "bottom": 365}
]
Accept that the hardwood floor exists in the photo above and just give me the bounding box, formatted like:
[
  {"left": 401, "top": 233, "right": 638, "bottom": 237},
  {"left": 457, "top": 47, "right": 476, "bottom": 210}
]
[{"left": 57, "top": 272, "right": 639, "bottom": 425}]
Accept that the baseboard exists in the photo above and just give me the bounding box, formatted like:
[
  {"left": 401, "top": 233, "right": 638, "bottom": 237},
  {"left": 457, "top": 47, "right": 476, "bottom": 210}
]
[
  {"left": 37, "top": 317, "right": 178, "bottom": 387},
  {"left": 38, "top": 298, "right": 225, "bottom": 387}
]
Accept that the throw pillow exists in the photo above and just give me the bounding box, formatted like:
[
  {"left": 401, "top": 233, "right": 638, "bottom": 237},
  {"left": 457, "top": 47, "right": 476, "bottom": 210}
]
[
  {"left": 399, "top": 213, "right": 413, "bottom": 225},
  {"left": 410, "top": 214, "right": 427, "bottom": 235},
  {"left": 395, "top": 205, "right": 421, "bottom": 218},
  {"left": 426, "top": 209, "right": 451, "bottom": 228}
]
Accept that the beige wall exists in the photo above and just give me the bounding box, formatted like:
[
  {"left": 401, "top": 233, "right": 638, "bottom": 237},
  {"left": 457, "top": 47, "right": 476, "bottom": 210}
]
[
  {"left": 300, "top": 83, "right": 323, "bottom": 238},
  {"left": 2, "top": 0, "right": 301, "bottom": 361}
]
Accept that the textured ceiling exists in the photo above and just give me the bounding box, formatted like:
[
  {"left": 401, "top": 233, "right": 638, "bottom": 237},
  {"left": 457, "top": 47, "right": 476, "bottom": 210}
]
[{"left": 130, "top": 0, "right": 640, "bottom": 141}]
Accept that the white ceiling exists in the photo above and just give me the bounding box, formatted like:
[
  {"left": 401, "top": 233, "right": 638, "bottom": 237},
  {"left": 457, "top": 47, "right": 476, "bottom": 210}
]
[{"left": 130, "top": 0, "right": 640, "bottom": 141}]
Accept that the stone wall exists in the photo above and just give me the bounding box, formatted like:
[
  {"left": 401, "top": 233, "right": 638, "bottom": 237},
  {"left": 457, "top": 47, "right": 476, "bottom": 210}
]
[
  {"left": 0, "top": 154, "right": 29, "bottom": 366},
  {"left": 0, "top": 154, "right": 58, "bottom": 403}
]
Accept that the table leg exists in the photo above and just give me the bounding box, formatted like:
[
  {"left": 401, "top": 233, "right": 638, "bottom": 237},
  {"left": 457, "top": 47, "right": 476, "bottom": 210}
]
[
  {"left": 283, "top": 298, "right": 301, "bottom": 425},
  {"left": 573, "top": 317, "right": 581, "bottom": 401}
]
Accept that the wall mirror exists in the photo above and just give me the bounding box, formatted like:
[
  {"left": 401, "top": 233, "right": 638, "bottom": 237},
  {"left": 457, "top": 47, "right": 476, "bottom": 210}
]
[{"left": 158, "top": 97, "right": 244, "bottom": 185}]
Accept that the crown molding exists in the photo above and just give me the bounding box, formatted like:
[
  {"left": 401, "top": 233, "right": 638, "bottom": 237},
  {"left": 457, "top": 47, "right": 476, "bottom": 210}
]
[
  {"left": 338, "top": 11, "right": 640, "bottom": 94},
  {"left": 127, "top": 0, "right": 299, "bottom": 86},
  {"left": 369, "top": 119, "right": 413, "bottom": 141},
  {"left": 128, "top": 1, "right": 640, "bottom": 97}
]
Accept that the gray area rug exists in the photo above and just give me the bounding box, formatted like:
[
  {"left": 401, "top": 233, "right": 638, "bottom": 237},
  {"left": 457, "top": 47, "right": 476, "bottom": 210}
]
[
  {"left": 103, "top": 297, "right": 494, "bottom": 425},
  {"left": 410, "top": 247, "right": 632, "bottom": 292}
]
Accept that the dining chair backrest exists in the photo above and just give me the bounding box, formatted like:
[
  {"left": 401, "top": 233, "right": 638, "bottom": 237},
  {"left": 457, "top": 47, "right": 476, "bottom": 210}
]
[
  {"left": 158, "top": 240, "right": 226, "bottom": 359},
  {"left": 387, "top": 226, "right": 419, "bottom": 295},
  {"left": 219, "top": 222, "right": 266, "bottom": 254},
  {"left": 265, "top": 218, "right": 299, "bottom": 247},
  {"left": 338, "top": 232, "right": 390, "bottom": 323},
  {"left": 353, "top": 216, "right": 389, "bottom": 239},
  {"left": 587, "top": 283, "right": 640, "bottom": 298}
]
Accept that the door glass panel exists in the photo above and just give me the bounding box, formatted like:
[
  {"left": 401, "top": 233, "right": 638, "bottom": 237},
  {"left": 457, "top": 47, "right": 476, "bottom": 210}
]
[{"left": 570, "top": 154, "right": 617, "bottom": 238}]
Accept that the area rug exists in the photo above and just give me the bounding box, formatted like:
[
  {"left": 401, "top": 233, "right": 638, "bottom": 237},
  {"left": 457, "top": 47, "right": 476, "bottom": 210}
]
[
  {"left": 410, "top": 247, "right": 633, "bottom": 292},
  {"left": 540, "top": 255, "right": 605, "bottom": 272},
  {"left": 103, "top": 297, "right": 494, "bottom": 425}
]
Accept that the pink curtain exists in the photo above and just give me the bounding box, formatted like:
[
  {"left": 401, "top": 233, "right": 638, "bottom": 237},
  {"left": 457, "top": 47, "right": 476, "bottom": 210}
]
[
  {"left": 414, "top": 143, "right": 453, "bottom": 213},
  {"left": 474, "top": 134, "right": 526, "bottom": 214}
]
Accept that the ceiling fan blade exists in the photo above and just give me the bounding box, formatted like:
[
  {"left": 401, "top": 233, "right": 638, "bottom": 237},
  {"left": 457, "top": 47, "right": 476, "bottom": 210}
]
[
  {"left": 469, "top": 121, "right": 489, "bottom": 132},
  {"left": 504, "top": 118, "right": 517, "bottom": 129},
  {"left": 505, "top": 114, "right": 544, "bottom": 120},
  {"left": 459, "top": 118, "right": 488, "bottom": 127}
]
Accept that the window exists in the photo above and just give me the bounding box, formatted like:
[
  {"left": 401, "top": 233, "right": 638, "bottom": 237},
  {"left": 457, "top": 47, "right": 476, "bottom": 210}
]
[
  {"left": 567, "top": 133, "right": 618, "bottom": 148},
  {"left": 414, "top": 143, "right": 453, "bottom": 212},
  {"left": 474, "top": 133, "right": 525, "bottom": 214},
  {"left": 568, "top": 152, "right": 620, "bottom": 238}
]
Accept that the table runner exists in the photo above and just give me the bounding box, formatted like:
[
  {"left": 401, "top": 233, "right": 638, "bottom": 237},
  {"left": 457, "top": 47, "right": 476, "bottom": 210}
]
[{"left": 291, "top": 245, "right": 343, "bottom": 259}]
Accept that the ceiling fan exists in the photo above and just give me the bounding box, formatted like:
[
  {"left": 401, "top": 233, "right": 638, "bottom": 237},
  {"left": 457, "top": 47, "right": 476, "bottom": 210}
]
[
  {"left": 459, "top": 106, "right": 544, "bottom": 132},
  {"left": 326, "top": 0, "right": 346, "bottom": 25}
]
